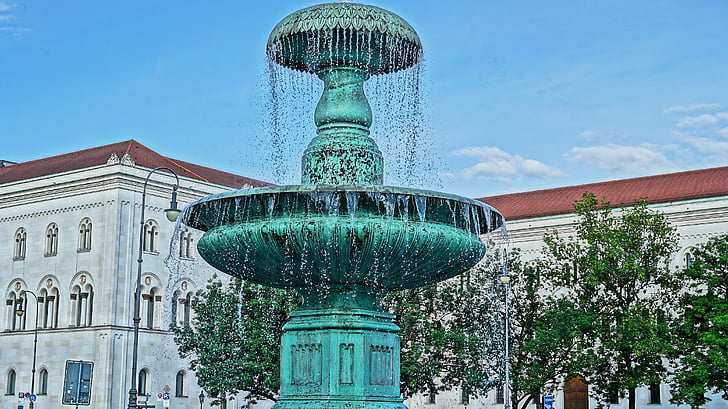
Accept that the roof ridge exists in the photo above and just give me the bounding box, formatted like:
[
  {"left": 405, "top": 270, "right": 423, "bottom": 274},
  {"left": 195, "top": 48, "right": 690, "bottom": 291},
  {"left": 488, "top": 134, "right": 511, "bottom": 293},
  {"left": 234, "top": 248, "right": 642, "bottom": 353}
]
[
  {"left": 163, "top": 156, "right": 211, "bottom": 183},
  {"left": 1, "top": 139, "right": 137, "bottom": 170},
  {"left": 172, "top": 157, "right": 270, "bottom": 185},
  {"left": 476, "top": 165, "right": 728, "bottom": 200}
]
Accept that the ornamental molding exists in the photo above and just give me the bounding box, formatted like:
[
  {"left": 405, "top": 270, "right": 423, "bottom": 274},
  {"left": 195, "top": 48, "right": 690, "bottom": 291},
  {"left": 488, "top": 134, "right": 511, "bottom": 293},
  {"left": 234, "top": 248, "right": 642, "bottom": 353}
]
[
  {"left": 0, "top": 201, "right": 112, "bottom": 223},
  {"left": 268, "top": 3, "right": 421, "bottom": 48}
]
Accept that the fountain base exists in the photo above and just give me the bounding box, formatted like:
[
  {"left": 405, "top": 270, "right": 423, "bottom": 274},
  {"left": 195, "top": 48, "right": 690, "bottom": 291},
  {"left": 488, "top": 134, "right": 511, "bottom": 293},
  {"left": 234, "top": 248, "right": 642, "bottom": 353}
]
[{"left": 275, "top": 302, "right": 405, "bottom": 409}]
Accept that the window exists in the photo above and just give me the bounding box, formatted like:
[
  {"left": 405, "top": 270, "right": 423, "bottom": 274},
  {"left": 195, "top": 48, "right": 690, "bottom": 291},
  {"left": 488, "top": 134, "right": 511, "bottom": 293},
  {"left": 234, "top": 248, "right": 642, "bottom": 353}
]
[
  {"left": 6, "top": 369, "right": 16, "bottom": 395},
  {"left": 684, "top": 248, "right": 695, "bottom": 268},
  {"left": 175, "top": 371, "right": 186, "bottom": 397},
  {"left": 495, "top": 384, "right": 504, "bottom": 404},
  {"left": 13, "top": 296, "right": 27, "bottom": 331},
  {"left": 179, "top": 230, "right": 194, "bottom": 258},
  {"left": 39, "top": 369, "right": 48, "bottom": 395},
  {"left": 5, "top": 293, "right": 22, "bottom": 331},
  {"left": 78, "top": 218, "right": 92, "bottom": 251},
  {"left": 14, "top": 228, "right": 27, "bottom": 260},
  {"left": 138, "top": 369, "right": 149, "bottom": 395},
  {"left": 144, "top": 288, "right": 162, "bottom": 329},
  {"left": 649, "top": 384, "right": 661, "bottom": 404},
  {"left": 45, "top": 223, "right": 59, "bottom": 256},
  {"left": 41, "top": 287, "right": 59, "bottom": 329},
  {"left": 70, "top": 283, "right": 93, "bottom": 327},
  {"left": 609, "top": 392, "right": 619, "bottom": 404},
  {"left": 143, "top": 220, "right": 160, "bottom": 253},
  {"left": 461, "top": 388, "right": 469, "bottom": 405}
]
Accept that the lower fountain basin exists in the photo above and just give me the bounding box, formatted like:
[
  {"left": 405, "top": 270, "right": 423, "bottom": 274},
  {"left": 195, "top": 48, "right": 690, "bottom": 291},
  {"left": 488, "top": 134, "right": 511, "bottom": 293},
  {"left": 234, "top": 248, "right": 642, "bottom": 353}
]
[{"left": 182, "top": 185, "right": 503, "bottom": 291}]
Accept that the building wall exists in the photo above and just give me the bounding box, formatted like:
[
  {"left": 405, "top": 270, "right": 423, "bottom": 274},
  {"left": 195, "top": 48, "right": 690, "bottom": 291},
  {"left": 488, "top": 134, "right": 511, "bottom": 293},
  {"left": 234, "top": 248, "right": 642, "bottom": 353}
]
[
  {"left": 405, "top": 195, "right": 728, "bottom": 409},
  {"left": 0, "top": 162, "right": 237, "bottom": 409}
]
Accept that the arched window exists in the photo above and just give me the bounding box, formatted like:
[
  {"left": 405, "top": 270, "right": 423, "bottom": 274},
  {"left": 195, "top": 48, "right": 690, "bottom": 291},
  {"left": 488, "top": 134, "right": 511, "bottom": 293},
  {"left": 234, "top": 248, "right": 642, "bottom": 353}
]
[
  {"left": 78, "top": 218, "right": 92, "bottom": 251},
  {"left": 83, "top": 285, "right": 94, "bottom": 326},
  {"left": 175, "top": 371, "right": 186, "bottom": 397},
  {"left": 183, "top": 292, "right": 192, "bottom": 326},
  {"left": 45, "top": 223, "right": 59, "bottom": 256},
  {"left": 5, "top": 292, "right": 17, "bottom": 331},
  {"left": 143, "top": 220, "right": 160, "bottom": 253},
  {"left": 41, "top": 287, "right": 59, "bottom": 329},
  {"left": 172, "top": 283, "right": 194, "bottom": 327},
  {"left": 10, "top": 295, "right": 27, "bottom": 331},
  {"left": 70, "top": 278, "right": 93, "bottom": 327},
  {"left": 71, "top": 285, "right": 82, "bottom": 327},
  {"left": 145, "top": 288, "right": 157, "bottom": 329},
  {"left": 6, "top": 369, "right": 16, "bottom": 394},
  {"left": 14, "top": 228, "right": 27, "bottom": 260},
  {"left": 684, "top": 248, "right": 696, "bottom": 268},
  {"left": 179, "top": 230, "right": 194, "bottom": 258},
  {"left": 138, "top": 369, "right": 149, "bottom": 396},
  {"left": 39, "top": 368, "right": 49, "bottom": 395}
]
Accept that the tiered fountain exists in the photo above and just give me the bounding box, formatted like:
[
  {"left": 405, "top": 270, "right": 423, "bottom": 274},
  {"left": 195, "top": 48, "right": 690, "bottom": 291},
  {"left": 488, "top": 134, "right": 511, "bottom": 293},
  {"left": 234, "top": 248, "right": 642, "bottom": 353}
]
[{"left": 182, "top": 3, "right": 503, "bottom": 409}]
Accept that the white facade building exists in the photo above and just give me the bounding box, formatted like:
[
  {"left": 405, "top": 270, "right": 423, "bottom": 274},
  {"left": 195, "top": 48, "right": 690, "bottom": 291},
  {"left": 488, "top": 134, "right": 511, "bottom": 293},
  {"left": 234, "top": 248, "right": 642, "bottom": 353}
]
[
  {"left": 1, "top": 140, "right": 269, "bottom": 409},
  {"left": 405, "top": 167, "right": 728, "bottom": 409},
  {"left": 2, "top": 141, "right": 726, "bottom": 409}
]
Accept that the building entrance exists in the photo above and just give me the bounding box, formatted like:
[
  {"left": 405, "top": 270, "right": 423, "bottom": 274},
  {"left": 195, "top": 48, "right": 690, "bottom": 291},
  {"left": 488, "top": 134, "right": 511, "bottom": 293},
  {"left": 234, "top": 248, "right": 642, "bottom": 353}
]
[{"left": 564, "top": 375, "right": 588, "bottom": 409}]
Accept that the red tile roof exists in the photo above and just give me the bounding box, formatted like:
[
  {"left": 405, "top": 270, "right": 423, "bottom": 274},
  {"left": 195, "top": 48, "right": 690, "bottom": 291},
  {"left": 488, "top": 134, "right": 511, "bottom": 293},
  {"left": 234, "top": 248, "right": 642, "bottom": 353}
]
[
  {"left": 0, "top": 140, "right": 272, "bottom": 189},
  {"left": 476, "top": 166, "right": 728, "bottom": 221}
]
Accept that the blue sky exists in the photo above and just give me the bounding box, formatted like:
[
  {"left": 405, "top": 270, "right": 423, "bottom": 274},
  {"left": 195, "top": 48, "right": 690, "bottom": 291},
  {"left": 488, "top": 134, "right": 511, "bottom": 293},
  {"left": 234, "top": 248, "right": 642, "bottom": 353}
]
[{"left": 2, "top": 0, "right": 727, "bottom": 198}]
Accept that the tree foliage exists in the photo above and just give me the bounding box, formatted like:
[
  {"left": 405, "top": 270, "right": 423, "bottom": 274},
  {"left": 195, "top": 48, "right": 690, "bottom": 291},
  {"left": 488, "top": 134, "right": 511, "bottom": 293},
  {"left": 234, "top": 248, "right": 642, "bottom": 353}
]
[
  {"left": 542, "top": 192, "right": 679, "bottom": 409},
  {"left": 384, "top": 252, "right": 504, "bottom": 399},
  {"left": 508, "top": 257, "right": 593, "bottom": 409},
  {"left": 172, "top": 276, "right": 300, "bottom": 404},
  {"left": 669, "top": 233, "right": 728, "bottom": 408}
]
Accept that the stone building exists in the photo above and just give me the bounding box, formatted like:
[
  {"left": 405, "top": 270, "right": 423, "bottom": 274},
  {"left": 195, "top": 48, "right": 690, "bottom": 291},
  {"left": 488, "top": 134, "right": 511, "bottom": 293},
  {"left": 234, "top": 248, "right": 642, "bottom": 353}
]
[
  {"left": 405, "top": 166, "right": 728, "bottom": 409},
  {"left": 2, "top": 141, "right": 726, "bottom": 409},
  {"left": 0, "top": 140, "right": 269, "bottom": 409}
]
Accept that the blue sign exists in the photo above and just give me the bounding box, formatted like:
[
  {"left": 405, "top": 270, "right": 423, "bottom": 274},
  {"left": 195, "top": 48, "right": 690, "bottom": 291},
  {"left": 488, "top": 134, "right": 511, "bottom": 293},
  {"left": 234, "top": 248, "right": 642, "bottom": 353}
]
[
  {"left": 543, "top": 395, "right": 554, "bottom": 409},
  {"left": 29, "top": 395, "right": 37, "bottom": 402}
]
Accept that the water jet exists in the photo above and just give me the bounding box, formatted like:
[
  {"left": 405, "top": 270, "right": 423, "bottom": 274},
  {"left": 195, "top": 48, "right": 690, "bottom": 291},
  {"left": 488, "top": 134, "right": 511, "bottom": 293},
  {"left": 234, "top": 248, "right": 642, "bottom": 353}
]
[{"left": 182, "top": 3, "right": 504, "bottom": 409}]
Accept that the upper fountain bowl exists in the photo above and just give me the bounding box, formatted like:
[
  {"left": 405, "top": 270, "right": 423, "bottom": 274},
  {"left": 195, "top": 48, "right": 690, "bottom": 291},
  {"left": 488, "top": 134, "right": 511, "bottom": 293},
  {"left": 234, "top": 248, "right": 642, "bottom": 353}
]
[{"left": 267, "top": 2, "right": 422, "bottom": 75}]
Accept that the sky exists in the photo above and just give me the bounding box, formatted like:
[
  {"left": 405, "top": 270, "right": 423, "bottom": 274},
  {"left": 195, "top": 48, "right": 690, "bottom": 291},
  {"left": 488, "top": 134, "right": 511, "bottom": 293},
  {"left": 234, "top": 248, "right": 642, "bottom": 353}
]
[{"left": 1, "top": 0, "right": 727, "bottom": 198}]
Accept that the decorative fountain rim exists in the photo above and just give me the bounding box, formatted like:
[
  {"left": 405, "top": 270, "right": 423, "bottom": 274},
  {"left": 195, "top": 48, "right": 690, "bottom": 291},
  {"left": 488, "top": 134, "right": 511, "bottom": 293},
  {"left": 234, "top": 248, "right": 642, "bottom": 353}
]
[
  {"left": 183, "top": 184, "right": 504, "bottom": 236},
  {"left": 267, "top": 2, "right": 422, "bottom": 49}
]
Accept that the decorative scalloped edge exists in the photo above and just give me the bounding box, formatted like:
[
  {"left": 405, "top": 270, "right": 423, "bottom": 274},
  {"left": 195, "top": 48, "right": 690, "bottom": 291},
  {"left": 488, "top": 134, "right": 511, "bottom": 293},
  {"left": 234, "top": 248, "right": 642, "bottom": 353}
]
[{"left": 267, "top": 3, "right": 421, "bottom": 48}]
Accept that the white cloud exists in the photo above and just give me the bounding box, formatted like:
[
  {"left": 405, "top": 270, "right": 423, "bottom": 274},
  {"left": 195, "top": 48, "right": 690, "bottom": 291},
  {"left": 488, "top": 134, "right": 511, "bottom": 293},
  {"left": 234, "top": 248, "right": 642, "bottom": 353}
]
[
  {"left": 685, "top": 137, "right": 728, "bottom": 158},
  {"left": 676, "top": 113, "right": 724, "bottom": 129},
  {"left": 567, "top": 144, "right": 671, "bottom": 173},
  {"left": 718, "top": 127, "right": 728, "bottom": 138},
  {"left": 663, "top": 103, "right": 721, "bottom": 114},
  {"left": 453, "top": 146, "right": 565, "bottom": 181}
]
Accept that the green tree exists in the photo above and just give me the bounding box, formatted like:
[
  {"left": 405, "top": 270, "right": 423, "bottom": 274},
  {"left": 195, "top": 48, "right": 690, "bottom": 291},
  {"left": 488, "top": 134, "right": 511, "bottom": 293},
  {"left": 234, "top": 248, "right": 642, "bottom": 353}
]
[
  {"left": 384, "top": 253, "right": 504, "bottom": 400},
  {"left": 542, "top": 192, "right": 679, "bottom": 409},
  {"left": 174, "top": 258, "right": 507, "bottom": 404},
  {"left": 172, "top": 276, "right": 300, "bottom": 405},
  {"left": 507, "top": 257, "right": 593, "bottom": 409},
  {"left": 669, "top": 233, "right": 728, "bottom": 408}
]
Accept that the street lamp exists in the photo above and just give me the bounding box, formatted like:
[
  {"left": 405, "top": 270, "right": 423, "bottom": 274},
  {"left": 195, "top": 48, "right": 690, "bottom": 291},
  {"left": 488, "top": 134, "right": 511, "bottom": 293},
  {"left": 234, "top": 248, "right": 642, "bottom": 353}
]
[
  {"left": 16, "top": 290, "right": 40, "bottom": 409},
  {"left": 128, "top": 167, "right": 181, "bottom": 409},
  {"left": 499, "top": 249, "right": 511, "bottom": 409},
  {"left": 199, "top": 391, "right": 205, "bottom": 409}
]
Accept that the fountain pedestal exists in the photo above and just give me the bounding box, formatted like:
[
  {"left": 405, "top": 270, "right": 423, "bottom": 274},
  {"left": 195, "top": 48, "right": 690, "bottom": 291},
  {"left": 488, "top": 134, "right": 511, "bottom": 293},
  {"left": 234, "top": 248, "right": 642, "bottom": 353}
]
[
  {"left": 278, "top": 309, "right": 404, "bottom": 409},
  {"left": 182, "top": 3, "right": 504, "bottom": 408}
]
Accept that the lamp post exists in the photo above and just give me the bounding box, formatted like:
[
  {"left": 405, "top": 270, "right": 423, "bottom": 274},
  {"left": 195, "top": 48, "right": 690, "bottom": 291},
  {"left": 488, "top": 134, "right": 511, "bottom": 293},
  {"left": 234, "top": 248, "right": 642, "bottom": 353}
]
[
  {"left": 199, "top": 391, "right": 205, "bottom": 409},
  {"left": 128, "top": 167, "right": 181, "bottom": 409},
  {"left": 499, "top": 249, "right": 511, "bottom": 409},
  {"left": 16, "top": 290, "right": 39, "bottom": 409}
]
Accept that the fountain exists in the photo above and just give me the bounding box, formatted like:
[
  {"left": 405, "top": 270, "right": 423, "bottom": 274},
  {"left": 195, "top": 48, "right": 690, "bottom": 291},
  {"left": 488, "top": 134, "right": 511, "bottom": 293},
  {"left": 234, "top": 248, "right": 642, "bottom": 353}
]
[{"left": 181, "top": 3, "right": 504, "bottom": 409}]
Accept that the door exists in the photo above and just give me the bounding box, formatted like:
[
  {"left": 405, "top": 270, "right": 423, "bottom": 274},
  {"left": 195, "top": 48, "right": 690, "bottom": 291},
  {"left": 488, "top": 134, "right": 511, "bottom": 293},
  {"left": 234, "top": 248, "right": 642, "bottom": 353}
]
[{"left": 564, "top": 375, "right": 588, "bottom": 409}]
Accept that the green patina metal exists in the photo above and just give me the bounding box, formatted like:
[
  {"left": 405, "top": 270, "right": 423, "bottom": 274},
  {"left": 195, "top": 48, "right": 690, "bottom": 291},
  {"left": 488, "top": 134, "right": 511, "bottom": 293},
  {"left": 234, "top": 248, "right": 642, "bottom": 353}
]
[{"left": 182, "top": 3, "right": 504, "bottom": 409}]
